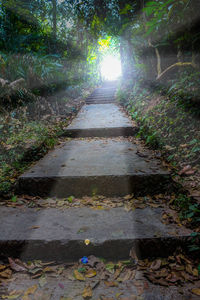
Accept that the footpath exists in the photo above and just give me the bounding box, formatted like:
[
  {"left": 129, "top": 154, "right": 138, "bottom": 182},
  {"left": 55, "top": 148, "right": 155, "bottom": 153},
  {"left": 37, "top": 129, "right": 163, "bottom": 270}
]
[{"left": 0, "top": 81, "right": 199, "bottom": 300}]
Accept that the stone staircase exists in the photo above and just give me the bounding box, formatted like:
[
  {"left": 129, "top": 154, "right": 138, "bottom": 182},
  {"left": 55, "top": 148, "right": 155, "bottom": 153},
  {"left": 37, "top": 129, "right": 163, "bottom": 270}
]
[{"left": 0, "top": 82, "right": 191, "bottom": 263}]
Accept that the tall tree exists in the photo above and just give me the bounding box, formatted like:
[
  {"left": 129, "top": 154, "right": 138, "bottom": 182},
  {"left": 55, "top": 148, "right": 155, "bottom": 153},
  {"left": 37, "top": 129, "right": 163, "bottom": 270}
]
[{"left": 52, "top": 0, "right": 57, "bottom": 39}]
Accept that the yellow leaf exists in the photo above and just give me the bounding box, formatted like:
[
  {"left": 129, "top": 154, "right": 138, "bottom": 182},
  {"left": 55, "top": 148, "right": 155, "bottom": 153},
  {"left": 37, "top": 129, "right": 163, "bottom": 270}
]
[
  {"left": 82, "top": 285, "right": 92, "bottom": 299},
  {"left": 84, "top": 239, "right": 90, "bottom": 246},
  {"left": 22, "top": 296, "right": 31, "bottom": 300},
  {"left": 186, "top": 264, "right": 193, "bottom": 275},
  {"left": 192, "top": 268, "right": 199, "bottom": 277},
  {"left": 124, "top": 194, "right": 134, "bottom": 200},
  {"left": 0, "top": 268, "right": 12, "bottom": 279},
  {"left": 96, "top": 206, "right": 104, "bottom": 210},
  {"left": 85, "top": 269, "right": 97, "bottom": 278},
  {"left": 192, "top": 288, "right": 200, "bottom": 296},
  {"left": 43, "top": 267, "right": 54, "bottom": 273},
  {"left": 74, "top": 270, "right": 85, "bottom": 281},
  {"left": 104, "top": 281, "right": 118, "bottom": 287},
  {"left": 2, "top": 294, "right": 23, "bottom": 299},
  {"left": 23, "top": 285, "right": 37, "bottom": 297},
  {"left": 0, "top": 265, "right": 6, "bottom": 271}
]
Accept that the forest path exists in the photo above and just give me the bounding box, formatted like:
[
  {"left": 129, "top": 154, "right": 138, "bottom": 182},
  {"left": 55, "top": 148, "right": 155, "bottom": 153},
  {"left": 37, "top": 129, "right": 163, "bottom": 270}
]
[
  {"left": 0, "top": 82, "right": 198, "bottom": 300},
  {"left": 0, "top": 82, "right": 191, "bottom": 261}
]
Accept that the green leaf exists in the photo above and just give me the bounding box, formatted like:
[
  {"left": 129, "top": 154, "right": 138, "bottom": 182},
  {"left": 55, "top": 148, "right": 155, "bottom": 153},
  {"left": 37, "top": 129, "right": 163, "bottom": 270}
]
[
  {"left": 198, "top": 264, "right": 200, "bottom": 274},
  {"left": 11, "top": 196, "right": 17, "bottom": 203},
  {"left": 120, "top": 4, "right": 132, "bottom": 15},
  {"left": 67, "top": 196, "right": 75, "bottom": 203}
]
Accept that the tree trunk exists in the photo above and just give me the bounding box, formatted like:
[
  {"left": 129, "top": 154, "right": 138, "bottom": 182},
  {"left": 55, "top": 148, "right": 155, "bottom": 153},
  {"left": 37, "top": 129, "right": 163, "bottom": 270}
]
[
  {"left": 52, "top": 0, "right": 57, "bottom": 39},
  {"left": 120, "top": 36, "right": 127, "bottom": 78}
]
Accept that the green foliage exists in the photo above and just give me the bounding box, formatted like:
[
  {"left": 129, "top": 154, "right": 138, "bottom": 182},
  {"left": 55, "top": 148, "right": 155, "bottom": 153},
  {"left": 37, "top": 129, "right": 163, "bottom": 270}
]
[{"left": 188, "top": 232, "right": 200, "bottom": 253}]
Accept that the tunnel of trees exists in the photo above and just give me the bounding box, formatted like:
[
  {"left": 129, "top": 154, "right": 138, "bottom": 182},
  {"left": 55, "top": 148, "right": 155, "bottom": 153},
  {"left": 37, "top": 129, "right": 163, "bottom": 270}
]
[
  {"left": 1, "top": 0, "right": 200, "bottom": 93},
  {"left": 0, "top": 0, "right": 200, "bottom": 196}
]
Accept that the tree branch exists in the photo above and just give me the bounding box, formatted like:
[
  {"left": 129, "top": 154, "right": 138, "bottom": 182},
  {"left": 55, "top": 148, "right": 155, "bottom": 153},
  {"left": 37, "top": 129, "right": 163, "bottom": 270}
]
[{"left": 156, "top": 62, "right": 197, "bottom": 80}]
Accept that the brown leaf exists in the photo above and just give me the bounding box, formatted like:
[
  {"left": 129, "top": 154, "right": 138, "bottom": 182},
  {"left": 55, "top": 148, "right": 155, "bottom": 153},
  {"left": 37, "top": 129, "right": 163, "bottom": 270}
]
[
  {"left": 186, "top": 264, "right": 194, "bottom": 275},
  {"left": 85, "top": 269, "right": 97, "bottom": 278},
  {"left": 179, "top": 165, "right": 195, "bottom": 176},
  {"left": 148, "top": 203, "right": 162, "bottom": 208},
  {"left": 88, "top": 255, "right": 101, "bottom": 267},
  {"left": 104, "top": 281, "right": 118, "bottom": 287},
  {"left": 1, "top": 290, "right": 24, "bottom": 299},
  {"left": 30, "top": 226, "right": 40, "bottom": 230},
  {"left": 166, "top": 271, "right": 181, "bottom": 283},
  {"left": 191, "top": 288, "right": 200, "bottom": 296},
  {"left": 120, "top": 297, "right": 137, "bottom": 300},
  {"left": 43, "top": 267, "right": 54, "bottom": 273},
  {"left": 124, "top": 194, "right": 134, "bottom": 200},
  {"left": 8, "top": 257, "right": 27, "bottom": 272},
  {"left": 144, "top": 273, "right": 168, "bottom": 286},
  {"left": 118, "top": 269, "right": 132, "bottom": 282},
  {"left": 82, "top": 285, "right": 92, "bottom": 299},
  {"left": 150, "top": 259, "right": 162, "bottom": 271},
  {"left": 0, "top": 265, "right": 6, "bottom": 271},
  {"left": 154, "top": 268, "right": 168, "bottom": 278},
  {"left": 0, "top": 268, "right": 12, "bottom": 279},
  {"left": 192, "top": 268, "right": 199, "bottom": 277},
  {"left": 114, "top": 268, "right": 123, "bottom": 280}
]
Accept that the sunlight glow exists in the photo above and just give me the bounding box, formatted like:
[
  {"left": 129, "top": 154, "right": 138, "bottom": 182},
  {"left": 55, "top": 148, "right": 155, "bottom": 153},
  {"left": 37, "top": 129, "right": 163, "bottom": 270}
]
[{"left": 100, "top": 55, "right": 121, "bottom": 81}]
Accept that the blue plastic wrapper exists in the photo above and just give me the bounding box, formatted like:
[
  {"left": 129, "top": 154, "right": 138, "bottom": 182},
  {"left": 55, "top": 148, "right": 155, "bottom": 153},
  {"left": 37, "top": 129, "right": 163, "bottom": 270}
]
[{"left": 81, "top": 256, "right": 88, "bottom": 264}]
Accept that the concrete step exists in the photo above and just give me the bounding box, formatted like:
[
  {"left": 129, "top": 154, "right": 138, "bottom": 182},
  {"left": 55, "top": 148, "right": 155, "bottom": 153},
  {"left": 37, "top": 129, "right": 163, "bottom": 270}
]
[
  {"left": 85, "top": 101, "right": 115, "bottom": 104},
  {"left": 86, "top": 99, "right": 115, "bottom": 102},
  {"left": 5, "top": 271, "right": 195, "bottom": 300},
  {"left": 0, "top": 206, "right": 191, "bottom": 262},
  {"left": 89, "top": 93, "right": 115, "bottom": 97},
  {"left": 64, "top": 104, "right": 136, "bottom": 137},
  {"left": 18, "top": 138, "right": 171, "bottom": 198},
  {"left": 86, "top": 96, "right": 115, "bottom": 100}
]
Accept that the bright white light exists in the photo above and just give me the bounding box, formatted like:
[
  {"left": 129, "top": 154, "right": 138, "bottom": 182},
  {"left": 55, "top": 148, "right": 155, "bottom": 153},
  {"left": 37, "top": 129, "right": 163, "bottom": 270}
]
[{"left": 100, "top": 55, "right": 121, "bottom": 80}]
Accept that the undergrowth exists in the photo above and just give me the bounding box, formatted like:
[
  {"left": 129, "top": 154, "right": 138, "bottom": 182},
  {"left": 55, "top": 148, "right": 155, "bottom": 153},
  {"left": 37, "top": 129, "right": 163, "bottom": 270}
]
[
  {"left": 117, "top": 72, "right": 200, "bottom": 228},
  {"left": 0, "top": 84, "right": 93, "bottom": 197}
]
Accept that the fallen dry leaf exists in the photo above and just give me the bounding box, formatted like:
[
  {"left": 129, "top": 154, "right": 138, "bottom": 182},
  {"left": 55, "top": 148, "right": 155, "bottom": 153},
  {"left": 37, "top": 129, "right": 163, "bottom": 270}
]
[
  {"left": 85, "top": 269, "right": 97, "bottom": 278},
  {"left": 150, "top": 259, "right": 162, "bottom": 271},
  {"left": 104, "top": 281, "right": 118, "bottom": 287},
  {"left": 191, "top": 288, "right": 200, "bottom": 296},
  {"left": 179, "top": 165, "right": 195, "bottom": 176},
  {"left": 124, "top": 194, "right": 134, "bottom": 200},
  {"left": 0, "top": 265, "right": 6, "bottom": 271},
  {"left": 43, "top": 267, "right": 54, "bottom": 273},
  {"left": 8, "top": 257, "right": 27, "bottom": 272},
  {"left": 82, "top": 284, "right": 92, "bottom": 299},
  {"left": 30, "top": 226, "right": 40, "bottom": 230},
  {"left": 88, "top": 255, "right": 101, "bottom": 267},
  {"left": 74, "top": 270, "right": 85, "bottom": 281},
  {"left": 1, "top": 290, "right": 24, "bottom": 299},
  {"left": 0, "top": 268, "right": 12, "bottom": 279},
  {"left": 118, "top": 269, "right": 133, "bottom": 282},
  {"left": 23, "top": 285, "right": 38, "bottom": 297}
]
